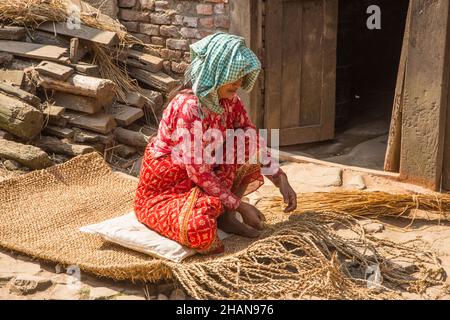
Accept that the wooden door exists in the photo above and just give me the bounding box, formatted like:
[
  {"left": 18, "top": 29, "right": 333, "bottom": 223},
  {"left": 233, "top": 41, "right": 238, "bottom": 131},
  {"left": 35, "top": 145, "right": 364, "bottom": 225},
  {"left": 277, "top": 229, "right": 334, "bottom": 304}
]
[{"left": 265, "top": 0, "right": 338, "bottom": 146}]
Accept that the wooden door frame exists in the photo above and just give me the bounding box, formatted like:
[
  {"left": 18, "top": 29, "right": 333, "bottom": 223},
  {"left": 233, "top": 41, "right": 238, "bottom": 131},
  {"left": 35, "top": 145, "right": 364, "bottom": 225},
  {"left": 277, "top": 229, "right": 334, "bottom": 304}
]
[
  {"left": 264, "top": 0, "right": 337, "bottom": 146},
  {"left": 229, "top": 0, "right": 264, "bottom": 129}
]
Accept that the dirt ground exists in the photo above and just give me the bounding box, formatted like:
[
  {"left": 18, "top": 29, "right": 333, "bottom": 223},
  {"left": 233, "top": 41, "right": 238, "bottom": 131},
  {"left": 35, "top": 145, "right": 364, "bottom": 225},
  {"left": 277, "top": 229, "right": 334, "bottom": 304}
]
[
  {"left": 1, "top": 156, "right": 450, "bottom": 300},
  {"left": 1, "top": 117, "right": 450, "bottom": 300}
]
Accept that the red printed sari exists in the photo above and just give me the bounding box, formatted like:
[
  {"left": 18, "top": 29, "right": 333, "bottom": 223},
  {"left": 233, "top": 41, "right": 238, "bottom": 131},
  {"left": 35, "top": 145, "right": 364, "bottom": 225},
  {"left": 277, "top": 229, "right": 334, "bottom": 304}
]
[{"left": 134, "top": 90, "right": 278, "bottom": 253}]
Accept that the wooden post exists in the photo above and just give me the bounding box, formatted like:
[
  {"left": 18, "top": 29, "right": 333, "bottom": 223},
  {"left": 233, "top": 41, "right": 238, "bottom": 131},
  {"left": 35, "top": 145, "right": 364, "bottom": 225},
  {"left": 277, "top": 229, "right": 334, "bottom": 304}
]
[
  {"left": 70, "top": 38, "right": 80, "bottom": 64},
  {"left": 229, "top": 0, "right": 264, "bottom": 129},
  {"left": 399, "top": 0, "right": 450, "bottom": 190},
  {"left": 384, "top": 2, "right": 411, "bottom": 173}
]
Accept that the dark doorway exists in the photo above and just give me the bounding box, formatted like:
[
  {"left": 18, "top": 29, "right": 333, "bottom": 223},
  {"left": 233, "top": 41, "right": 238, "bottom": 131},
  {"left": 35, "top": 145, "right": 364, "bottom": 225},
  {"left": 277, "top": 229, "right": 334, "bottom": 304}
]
[{"left": 282, "top": 0, "right": 410, "bottom": 171}]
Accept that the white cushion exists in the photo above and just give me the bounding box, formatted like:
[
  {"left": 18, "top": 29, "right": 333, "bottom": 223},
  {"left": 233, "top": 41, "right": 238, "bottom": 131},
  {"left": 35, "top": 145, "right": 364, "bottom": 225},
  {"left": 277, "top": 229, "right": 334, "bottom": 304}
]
[{"left": 79, "top": 211, "right": 233, "bottom": 263}]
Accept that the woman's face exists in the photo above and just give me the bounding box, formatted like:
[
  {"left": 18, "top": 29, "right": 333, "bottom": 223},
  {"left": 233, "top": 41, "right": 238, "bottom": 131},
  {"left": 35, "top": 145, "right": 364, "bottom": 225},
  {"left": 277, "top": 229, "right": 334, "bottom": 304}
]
[{"left": 217, "top": 77, "right": 244, "bottom": 99}]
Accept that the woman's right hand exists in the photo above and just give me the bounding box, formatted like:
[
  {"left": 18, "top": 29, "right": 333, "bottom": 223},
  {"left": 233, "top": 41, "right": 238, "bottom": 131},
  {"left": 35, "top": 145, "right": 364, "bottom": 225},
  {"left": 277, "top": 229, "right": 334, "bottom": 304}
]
[{"left": 236, "top": 202, "right": 265, "bottom": 230}]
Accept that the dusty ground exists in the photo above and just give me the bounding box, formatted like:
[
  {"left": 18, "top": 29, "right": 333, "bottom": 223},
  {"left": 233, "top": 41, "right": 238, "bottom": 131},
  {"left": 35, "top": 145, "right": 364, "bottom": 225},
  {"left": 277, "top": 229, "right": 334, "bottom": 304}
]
[{"left": 1, "top": 118, "right": 450, "bottom": 300}]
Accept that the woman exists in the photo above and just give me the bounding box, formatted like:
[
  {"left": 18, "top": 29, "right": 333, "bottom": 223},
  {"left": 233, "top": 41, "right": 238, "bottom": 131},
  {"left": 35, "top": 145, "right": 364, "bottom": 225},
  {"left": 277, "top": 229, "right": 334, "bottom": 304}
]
[{"left": 134, "top": 32, "right": 297, "bottom": 254}]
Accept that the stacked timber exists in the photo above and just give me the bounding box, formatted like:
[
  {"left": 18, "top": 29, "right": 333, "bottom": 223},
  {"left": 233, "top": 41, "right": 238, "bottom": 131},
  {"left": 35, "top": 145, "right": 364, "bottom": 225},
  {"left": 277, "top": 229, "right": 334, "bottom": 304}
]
[{"left": 0, "top": 16, "right": 177, "bottom": 177}]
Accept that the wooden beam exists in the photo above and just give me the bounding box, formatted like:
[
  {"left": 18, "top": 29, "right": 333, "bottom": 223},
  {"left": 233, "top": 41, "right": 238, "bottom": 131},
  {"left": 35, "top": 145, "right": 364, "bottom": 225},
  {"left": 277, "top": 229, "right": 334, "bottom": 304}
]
[
  {"left": 399, "top": 0, "right": 450, "bottom": 190},
  {"left": 36, "top": 73, "right": 116, "bottom": 104},
  {"left": 0, "top": 26, "right": 26, "bottom": 41},
  {"left": 35, "top": 61, "right": 74, "bottom": 81},
  {"left": 0, "top": 82, "right": 41, "bottom": 107},
  {"left": 128, "top": 67, "right": 179, "bottom": 93},
  {"left": 0, "top": 40, "right": 68, "bottom": 62},
  {"left": 37, "top": 22, "right": 118, "bottom": 47},
  {"left": 0, "top": 93, "right": 43, "bottom": 139},
  {"left": 0, "top": 138, "right": 52, "bottom": 169},
  {"left": 385, "top": 2, "right": 411, "bottom": 173}
]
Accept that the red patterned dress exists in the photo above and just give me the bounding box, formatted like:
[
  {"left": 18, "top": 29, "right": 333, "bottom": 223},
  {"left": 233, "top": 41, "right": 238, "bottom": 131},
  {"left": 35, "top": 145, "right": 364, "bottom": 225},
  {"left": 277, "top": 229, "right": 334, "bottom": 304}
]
[{"left": 134, "top": 89, "right": 281, "bottom": 253}]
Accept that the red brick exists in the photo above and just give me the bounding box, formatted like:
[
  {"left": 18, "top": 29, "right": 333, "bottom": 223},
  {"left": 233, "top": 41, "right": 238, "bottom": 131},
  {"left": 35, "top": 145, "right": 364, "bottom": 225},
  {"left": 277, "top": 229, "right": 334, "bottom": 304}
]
[
  {"left": 119, "top": 9, "right": 149, "bottom": 22},
  {"left": 167, "top": 38, "right": 189, "bottom": 51},
  {"left": 214, "top": 4, "right": 225, "bottom": 14},
  {"left": 155, "top": 1, "right": 169, "bottom": 11},
  {"left": 139, "top": 23, "right": 160, "bottom": 36},
  {"left": 118, "top": 0, "right": 136, "bottom": 8},
  {"left": 199, "top": 17, "right": 214, "bottom": 28},
  {"left": 196, "top": 4, "right": 213, "bottom": 15},
  {"left": 122, "top": 21, "right": 139, "bottom": 33},
  {"left": 130, "top": 33, "right": 151, "bottom": 43},
  {"left": 163, "top": 60, "right": 172, "bottom": 74},
  {"left": 151, "top": 36, "right": 165, "bottom": 46},
  {"left": 160, "top": 25, "right": 180, "bottom": 38},
  {"left": 183, "top": 52, "right": 191, "bottom": 63},
  {"left": 205, "top": 0, "right": 228, "bottom": 3},
  {"left": 171, "top": 61, "right": 189, "bottom": 74},
  {"left": 182, "top": 16, "right": 198, "bottom": 28},
  {"left": 139, "top": 0, "right": 155, "bottom": 10},
  {"left": 180, "top": 27, "right": 200, "bottom": 39},
  {"left": 160, "top": 49, "right": 170, "bottom": 59},
  {"left": 172, "top": 15, "right": 183, "bottom": 26},
  {"left": 168, "top": 49, "right": 182, "bottom": 60},
  {"left": 198, "top": 29, "right": 215, "bottom": 38},
  {"left": 150, "top": 13, "right": 172, "bottom": 25},
  {"left": 214, "top": 15, "right": 230, "bottom": 29}
]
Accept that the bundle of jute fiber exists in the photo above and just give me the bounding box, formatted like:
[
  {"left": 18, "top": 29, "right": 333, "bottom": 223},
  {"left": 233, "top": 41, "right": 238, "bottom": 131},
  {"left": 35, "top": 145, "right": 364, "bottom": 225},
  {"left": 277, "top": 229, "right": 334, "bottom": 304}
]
[
  {"left": 0, "top": 153, "right": 445, "bottom": 299},
  {"left": 256, "top": 191, "right": 450, "bottom": 221}
]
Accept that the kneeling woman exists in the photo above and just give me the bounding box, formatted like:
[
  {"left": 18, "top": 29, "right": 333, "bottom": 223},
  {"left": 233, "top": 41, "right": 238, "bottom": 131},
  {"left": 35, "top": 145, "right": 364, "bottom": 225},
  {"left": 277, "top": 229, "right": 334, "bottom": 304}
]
[{"left": 134, "top": 33, "right": 297, "bottom": 254}]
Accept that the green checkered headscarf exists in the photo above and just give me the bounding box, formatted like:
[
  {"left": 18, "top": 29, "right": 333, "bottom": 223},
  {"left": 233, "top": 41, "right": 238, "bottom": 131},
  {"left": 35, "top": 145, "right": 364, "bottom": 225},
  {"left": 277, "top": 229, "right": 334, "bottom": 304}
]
[{"left": 184, "top": 32, "right": 261, "bottom": 116}]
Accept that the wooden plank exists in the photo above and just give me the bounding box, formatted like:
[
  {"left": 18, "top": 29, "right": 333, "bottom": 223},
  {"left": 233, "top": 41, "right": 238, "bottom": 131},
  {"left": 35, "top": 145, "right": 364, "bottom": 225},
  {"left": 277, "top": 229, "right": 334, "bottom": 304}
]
[
  {"left": 42, "top": 104, "right": 65, "bottom": 118},
  {"left": 128, "top": 67, "right": 179, "bottom": 93},
  {"left": 72, "top": 127, "right": 114, "bottom": 145},
  {"left": 114, "top": 127, "right": 148, "bottom": 149},
  {"left": 0, "top": 40, "right": 67, "bottom": 61},
  {"left": 52, "top": 92, "right": 103, "bottom": 114},
  {"left": 72, "top": 62, "right": 100, "bottom": 77},
  {"left": 127, "top": 49, "right": 163, "bottom": 73},
  {"left": 264, "top": 0, "right": 283, "bottom": 132},
  {"left": 0, "top": 70, "right": 24, "bottom": 87},
  {"left": 0, "top": 93, "right": 44, "bottom": 139},
  {"left": 384, "top": 2, "right": 412, "bottom": 173},
  {"left": 116, "top": 91, "right": 146, "bottom": 108},
  {"left": 43, "top": 126, "right": 74, "bottom": 139},
  {"left": 37, "top": 22, "right": 118, "bottom": 47},
  {"left": 280, "top": 1, "right": 302, "bottom": 129},
  {"left": 300, "top": 0, "right": 324, "bottom": 127},
  {"left": 0, "top": 82, "right": 41, "bottom": 107},
  {"left": 35, "top": 61, "right": 74, "bottom": 81},
  {"left": 27, "top": 30, "right": 71, "bottom": 47},
  {"left": 0, "top": 26, "right": 26, "bottom": 41},
  {"left": 70, "top": 38, "right": 80, "bottom": 64},
  {"left": 108, "top": 104, "right": 144, "bottom": 127},
  {"left": 399, "top": 0, "right": 450, "bottom": 190},
  {"left": 65, "top": 110, "right": 117, "bottom": 134}
]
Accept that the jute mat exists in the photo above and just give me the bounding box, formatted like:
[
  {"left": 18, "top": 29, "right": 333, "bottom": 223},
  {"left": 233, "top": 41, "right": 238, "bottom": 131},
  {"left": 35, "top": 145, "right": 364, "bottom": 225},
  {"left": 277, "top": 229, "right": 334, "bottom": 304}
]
[{"left": 0, "top": 153, "right": 445, "bottom": 299}]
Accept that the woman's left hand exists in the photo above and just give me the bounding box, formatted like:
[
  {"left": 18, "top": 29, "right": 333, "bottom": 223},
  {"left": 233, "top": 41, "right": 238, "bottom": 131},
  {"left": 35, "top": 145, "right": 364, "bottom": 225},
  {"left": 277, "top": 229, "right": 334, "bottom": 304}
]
[{"left": 277, "top": 174, "right": 297, "bottom": 213}]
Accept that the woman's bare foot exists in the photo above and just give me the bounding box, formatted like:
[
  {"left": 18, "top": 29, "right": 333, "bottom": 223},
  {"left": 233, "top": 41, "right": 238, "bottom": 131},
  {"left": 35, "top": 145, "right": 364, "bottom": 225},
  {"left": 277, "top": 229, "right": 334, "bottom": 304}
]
[{"left": 218, "top": 211, "right": 261, "bottom": 238}]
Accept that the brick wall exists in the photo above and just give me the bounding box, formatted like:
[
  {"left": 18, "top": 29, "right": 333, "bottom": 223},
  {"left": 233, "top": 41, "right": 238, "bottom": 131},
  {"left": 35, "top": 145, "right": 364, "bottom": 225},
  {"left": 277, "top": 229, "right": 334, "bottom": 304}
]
[{"left": 118, "top": 0, "right": 231, "bottom": 76}]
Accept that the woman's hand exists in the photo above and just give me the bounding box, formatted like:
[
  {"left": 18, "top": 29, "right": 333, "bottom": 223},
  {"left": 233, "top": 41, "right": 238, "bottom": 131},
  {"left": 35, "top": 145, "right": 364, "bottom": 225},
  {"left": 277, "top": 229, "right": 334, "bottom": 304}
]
[
  {"left": 273, "top": 173, "right": 297, "bottom": 213},
  {"left": 236, "top": 202, "right": 265, "bottom": 230}
]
